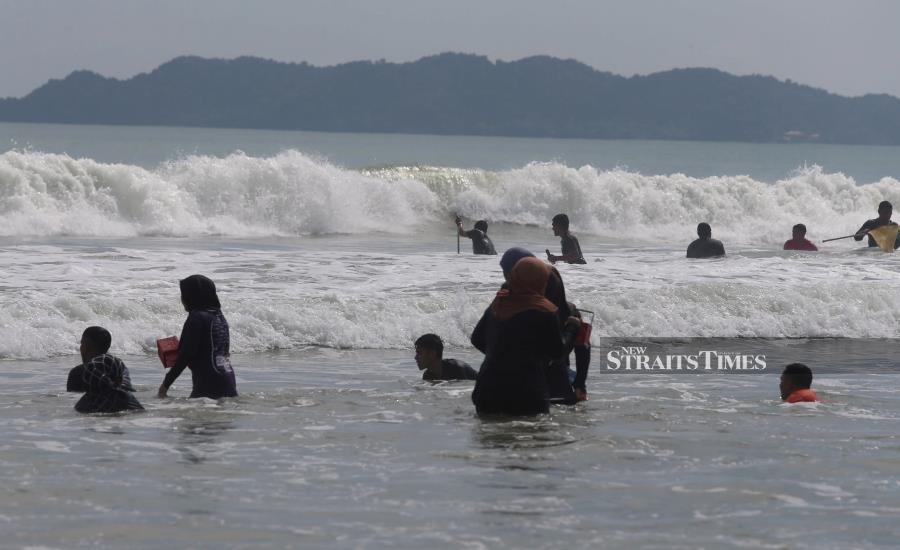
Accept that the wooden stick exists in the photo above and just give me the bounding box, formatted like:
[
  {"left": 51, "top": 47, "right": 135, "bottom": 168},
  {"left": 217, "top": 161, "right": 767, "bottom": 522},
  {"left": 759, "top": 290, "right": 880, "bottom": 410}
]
[{"left": 822, "top": 234, "right": 858, "bottom": 243}]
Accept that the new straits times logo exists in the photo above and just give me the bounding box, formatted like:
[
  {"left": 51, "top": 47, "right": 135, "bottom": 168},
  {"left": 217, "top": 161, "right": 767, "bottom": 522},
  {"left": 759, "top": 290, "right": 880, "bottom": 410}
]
[{"left": 606, "top": 346, "right": 767, "bottom": 371}]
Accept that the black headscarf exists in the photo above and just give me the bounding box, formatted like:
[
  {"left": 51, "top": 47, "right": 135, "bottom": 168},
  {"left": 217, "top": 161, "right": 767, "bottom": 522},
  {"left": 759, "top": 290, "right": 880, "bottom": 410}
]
[{"left": 180, "top": 274, "right": 222, "bottom": 312}]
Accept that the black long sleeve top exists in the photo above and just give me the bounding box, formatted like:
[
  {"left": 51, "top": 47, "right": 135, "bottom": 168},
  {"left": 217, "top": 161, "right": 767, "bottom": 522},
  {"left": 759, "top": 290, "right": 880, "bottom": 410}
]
[
  {"left": 67, "top": 354, "right": 143, "bottom": 413},
  {"left": 471, "top": 307, "right": 577, "bottom": 415},
  {"left": 162, "top": 309, "right": 238, "bottom": 399}
]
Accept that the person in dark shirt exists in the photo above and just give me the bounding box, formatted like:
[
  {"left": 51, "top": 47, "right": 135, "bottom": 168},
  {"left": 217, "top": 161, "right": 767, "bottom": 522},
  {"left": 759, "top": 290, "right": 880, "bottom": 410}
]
[
  {"left": 783, "top": 223, "right": 818, "bottom": 251},
  {"left": 456, "top": 217, "right": 497, "bottom": 255},
  {"left": 551, "top": 301, "right": 591, "bottom": 404},
  {"left": 414, "top": 333, "right": 478, "bottom": 381},
  {"left": 543, "top": 274, "right": 589, "bottom": 404},
  {"left": 686, "top": 222, "right": 726, "bottom": 258},
  {"left": 499, "top": 248, "right": 588, "bottom": 403},
  {"left": 158, "top": 275, "right": 238, "bottom": 399},
  {"left": 546, "top": 213, "right": 586, "bottom": 264},
  {"left": 471, "top": 257, "right": 581, "bottom": 415},
  {"left": 854, "top": 201, "right": 900, "bottom": 249},
  {"left": 67, "top": 326, "right": 143, "bottom": 414}
]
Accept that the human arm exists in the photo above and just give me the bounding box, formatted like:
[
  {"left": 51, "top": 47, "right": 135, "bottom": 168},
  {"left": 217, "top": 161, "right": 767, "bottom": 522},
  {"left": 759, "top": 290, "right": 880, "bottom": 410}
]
[
  {"left": 159, "top": 315, "right": 199, "bottom": 397},
  {"left": 572, "top": 345, "right": 590, "bottom": 399},
  {"left": 455, "top": 217, "right": 471, "bottom": 238},
  {"left": 540, "top": 313, "right": 580, "bottom": 360},
  {"left": 160, "top": 353, "right": 189, "bottom": 397},
  {"left": 450, "top": 359, "right": 479, "bottom": 380},
  {"left": 556, "top": 252, "right": 583, "bottom": 263},
  {"left": 554, "top": 248, "right": 585, "bottom": 264},
  {"left": 556, "top": 235, "right": 586, "bottom": 264},
  {"left": 120, "top": 366, "right": 135, "bottom": 392},
  {"left": 854, "top": 220, "right": 874, "bottom": 241},
  {"left": 546, "top": 250, "right": 582, "bottom": 264},
  {"left": 66, "top": 365, "right": 88, "bottom": 392},
  {"left": 554, "top": 246, "right": 584, "bottom": 264},
  {"left": 548, "top": 240, "right": 583, "bottom": 264},
  {"left": 559, "top": 316, "right": 580, "bottom": 357}
]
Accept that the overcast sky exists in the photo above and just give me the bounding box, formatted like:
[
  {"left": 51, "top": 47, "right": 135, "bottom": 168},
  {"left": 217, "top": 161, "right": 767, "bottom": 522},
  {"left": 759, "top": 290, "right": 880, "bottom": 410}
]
[{"left": 2, "top": 0, "right": 898, "bottom": 99}]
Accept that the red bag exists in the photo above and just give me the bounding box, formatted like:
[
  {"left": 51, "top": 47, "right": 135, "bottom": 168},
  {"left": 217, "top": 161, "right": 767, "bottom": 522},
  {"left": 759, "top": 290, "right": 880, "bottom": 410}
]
[
  {"left": 575, "top": 309, "right": 594, "bottom": 346},
  {"left": 156, "top": 336, "right": 179, "bottom": 368}
]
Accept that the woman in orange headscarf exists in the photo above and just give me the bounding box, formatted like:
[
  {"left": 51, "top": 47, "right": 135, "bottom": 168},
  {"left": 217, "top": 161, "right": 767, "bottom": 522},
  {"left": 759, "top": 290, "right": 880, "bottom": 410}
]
[{"left": 471, "top": 257, "right": 581, "bottom": 415}]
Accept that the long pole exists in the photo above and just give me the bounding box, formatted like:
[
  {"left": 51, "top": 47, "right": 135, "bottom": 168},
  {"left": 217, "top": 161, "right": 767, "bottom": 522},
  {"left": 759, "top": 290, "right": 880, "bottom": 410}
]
[{"left": 822, "top": 234, "right": 858, "bottom": 243}]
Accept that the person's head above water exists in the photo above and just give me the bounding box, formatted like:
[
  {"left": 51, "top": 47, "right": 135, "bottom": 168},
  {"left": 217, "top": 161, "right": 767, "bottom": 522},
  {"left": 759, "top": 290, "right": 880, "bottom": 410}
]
[
  {"left": 500, "top": 247, "right": 536, "bottom": 280},
  {"left": 780, "top": 362, "right": 813, "bottom": 400},
  {"left": 80, "top": 326, "right": 111, "bottom": 363},
  {"left": 180, "top": 274, "right": 222, "bottom": 312},
  {"left": 491, "top": 257, "right": 558, "bottom": 321},
  {"left": 508, "top": 257, "right": 552, "bottom": 296},
  {"left": 474, "top": 220, "right": 488, "bottom": 233},
  {"left": 552, "top": 213, "right": 570, "bottom": 236},
  {"left": 414, "top": 333, "right": 443, "bottom": 372},
  {"left": 792, "top": 223, "right": 807, "bottom": 239},
  {"left": 878, "top": 200, "right": 893, "bottom": 221},
  {"left": 697, "top": 222, "right": 712, "bottom": 239}
]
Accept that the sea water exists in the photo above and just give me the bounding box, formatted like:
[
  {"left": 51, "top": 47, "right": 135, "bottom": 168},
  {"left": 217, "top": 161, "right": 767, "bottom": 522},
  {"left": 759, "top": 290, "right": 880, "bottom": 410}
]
[{"left": 2, "top": 123, "right": 900, "bottom": 548}]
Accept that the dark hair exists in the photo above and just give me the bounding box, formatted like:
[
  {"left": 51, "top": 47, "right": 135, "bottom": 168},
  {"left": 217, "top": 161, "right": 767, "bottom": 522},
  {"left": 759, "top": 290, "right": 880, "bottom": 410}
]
[
  {"left": 552, "top": 214, "right": 570, "bottom": 229},
  {"left": 474, "top": 220, "right": 488, "bottom": 232},
  {"left": 82, "top": 326, "right": 112, "bottom": 354},
  {"left": 180, "top": 274, "right": 222, "bottom": 312},
  {"left": 697, "top": 222, "right": 712, "bottom": 238},
  {"left": 415, "top": 333, "right": 443, "bottom": 356},
  {"left": 879, "top": 200, "right": 893, "bottom": 210},
  {"left": 792, "top": 223, "right": 807, "bottom": 235},
  {"left": 782, "top": 363, "right": 813, "bottom": 389}
]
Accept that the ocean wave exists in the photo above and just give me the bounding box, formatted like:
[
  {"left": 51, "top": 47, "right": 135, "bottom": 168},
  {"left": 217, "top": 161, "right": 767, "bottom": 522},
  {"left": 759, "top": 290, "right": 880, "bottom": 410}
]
[
  {"left": 0, "top": 150, "right": 438, "bottom": 237},
  {"left": 2, "top": 149, "right": 899, "bottom": 243},
  {"left": 3, "top": 243, "right": 900, "bottom": 360},
  {"left": 377, "top": 162, "right": 900, "bottom": 246},
  {"left": 4, "top": 277, "right": 900, "bottom": 360}
]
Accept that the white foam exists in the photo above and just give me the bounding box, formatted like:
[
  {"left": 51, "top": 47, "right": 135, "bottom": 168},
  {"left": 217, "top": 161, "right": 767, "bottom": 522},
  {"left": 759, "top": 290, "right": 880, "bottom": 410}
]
[
  {"left": 0, "top": 150, "right": 437, "bottom": 237},
  {"left": 33, "top": 441, "right": 70, "bottom": 453},
  {"left": 7, "top": 237, "right": 900, "bottom": 357},
  {"left": 6, "top": 151, "right": 900, "bottom": 359},
  {"left": 3, "top": 149, "right": 900, "bottom": 245},
  {"left": 379, "top": 162, "right": 900, "bottom": 246}
]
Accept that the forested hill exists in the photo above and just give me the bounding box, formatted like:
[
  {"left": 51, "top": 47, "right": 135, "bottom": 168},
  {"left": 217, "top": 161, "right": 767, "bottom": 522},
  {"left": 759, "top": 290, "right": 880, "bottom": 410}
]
[{"left": 2, "top": 53, "right": 899, "bottom": 144}]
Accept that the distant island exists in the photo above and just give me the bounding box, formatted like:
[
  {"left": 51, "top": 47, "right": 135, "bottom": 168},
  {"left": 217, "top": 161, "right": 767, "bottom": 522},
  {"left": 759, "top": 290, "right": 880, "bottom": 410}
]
[{"left": 2, "top": 53, "right": 900, "bottom": 145}]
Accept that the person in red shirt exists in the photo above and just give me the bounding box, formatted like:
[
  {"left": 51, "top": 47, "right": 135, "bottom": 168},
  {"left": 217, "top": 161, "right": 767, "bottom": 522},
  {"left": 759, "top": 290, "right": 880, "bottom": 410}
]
[
  {"left": 783, "top": 223, "right": 818, "bottom": 251},
  {"left": 780, "top": 363, "right": 819, "bottom": 403}
]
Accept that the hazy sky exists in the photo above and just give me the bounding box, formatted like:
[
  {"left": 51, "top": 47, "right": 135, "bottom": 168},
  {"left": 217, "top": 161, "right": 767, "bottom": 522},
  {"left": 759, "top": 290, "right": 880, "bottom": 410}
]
[{"left": 2, "top": 0, "right": 899, "bottom": 99}]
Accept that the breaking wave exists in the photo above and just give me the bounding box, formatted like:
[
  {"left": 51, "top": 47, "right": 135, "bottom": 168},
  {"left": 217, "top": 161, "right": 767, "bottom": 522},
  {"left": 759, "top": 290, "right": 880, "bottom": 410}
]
[{"left": 2, "top": 149, "right": 899, "bottom": 244}]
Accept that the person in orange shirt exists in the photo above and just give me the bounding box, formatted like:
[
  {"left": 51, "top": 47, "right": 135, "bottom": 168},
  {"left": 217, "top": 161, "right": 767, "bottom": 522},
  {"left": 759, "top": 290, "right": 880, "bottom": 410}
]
[{"left": 780, "top": 363, "right": 819, "bottom": 403}]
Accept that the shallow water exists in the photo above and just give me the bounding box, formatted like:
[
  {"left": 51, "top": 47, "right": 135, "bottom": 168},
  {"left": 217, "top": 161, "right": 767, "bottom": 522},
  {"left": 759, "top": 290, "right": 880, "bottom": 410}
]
[
  {"left": 3, "top": 349, "right": 900, "bottom": 549},
  {"left": 4, "top": 125, "right": 900, "bottom": 548}
]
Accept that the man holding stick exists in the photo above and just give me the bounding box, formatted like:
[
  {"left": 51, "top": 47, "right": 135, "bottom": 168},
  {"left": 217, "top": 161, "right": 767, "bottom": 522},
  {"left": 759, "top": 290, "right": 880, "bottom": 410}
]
[
  {"left": 823, "top": 201, "right": 900, "bottom": 251},
  {"left": 455, "top": 216, "right": 497, "bottom": 255}
]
